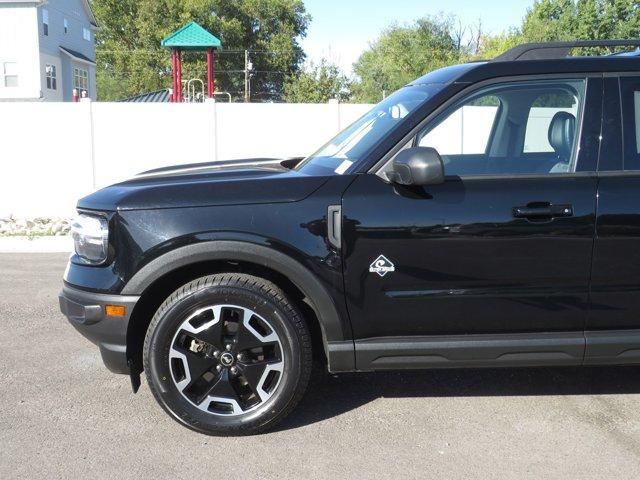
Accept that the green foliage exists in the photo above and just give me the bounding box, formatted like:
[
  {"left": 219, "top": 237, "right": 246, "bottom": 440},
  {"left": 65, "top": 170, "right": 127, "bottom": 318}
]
[
  {"left": 522, "top": 0, "right": 640, "bottom": 44},
  {"left": 352, "top": 16, "right": 468, "bottom": 103},
  {"left": 92, "top": 0, "right": 640, "bottom": 103},
  {"left": 283, "top": 59, "right": 351, "bottom": 103},
  {"left": 477, "top": 0, "right": 640, "bottom": 58},
  {"left": 90, "top": 0, "right": 310, "bottom": 101},
  {"left": 475, "top": 30, "right": 522, "bottom": 60},
  {"left": 352, "top": 1, "right": 640, "bottom": 102}
]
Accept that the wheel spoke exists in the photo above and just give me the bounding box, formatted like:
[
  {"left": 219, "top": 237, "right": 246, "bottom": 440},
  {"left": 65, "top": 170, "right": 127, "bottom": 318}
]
[
  {"left": 204, "top": 369, "right": 238, "bottom": 399},
  {"left": 235, "top": 308, "right": 278, "bottom": 351},
  {"left": 177, "top": 347, "right": 215, "bottom": 383},
  {"left": 235, "top": 325, "right": 266, "bottom": 351},
  {"left": 239, "top": 362, "right": 268, "bottom": 392},
  {"left": 190, "top": 323, "right": 224, "bottom": 350}
]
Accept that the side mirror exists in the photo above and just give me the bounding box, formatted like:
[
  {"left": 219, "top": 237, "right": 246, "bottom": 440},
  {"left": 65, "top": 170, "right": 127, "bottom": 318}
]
[{"left": 388, "top": 147, "right": 445, "bottom": 186}]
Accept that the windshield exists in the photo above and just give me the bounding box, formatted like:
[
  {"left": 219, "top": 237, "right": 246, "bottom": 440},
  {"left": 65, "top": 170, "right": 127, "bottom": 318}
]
[{"left": 295, "top": 85, "right": 441, "bottom": 176}]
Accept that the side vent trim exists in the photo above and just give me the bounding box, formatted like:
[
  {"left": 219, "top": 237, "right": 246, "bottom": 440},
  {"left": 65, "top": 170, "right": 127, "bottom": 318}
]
[{"left": 327, "top": 205, "right": 341, "bottom": 250}]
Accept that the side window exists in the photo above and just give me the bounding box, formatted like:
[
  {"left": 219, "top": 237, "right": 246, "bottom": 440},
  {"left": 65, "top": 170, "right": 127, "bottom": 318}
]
[
  {"left": 620, "top": 77, "right": 640, "bottom": 171},
  {"left": 42, "top": 9, "right": 49, "bottom": 36},
  {"left": 417, "top": 80, "right": 585, "bottom": 176},
  {"left": 419, "top": 96, "right": 500, "bottom": 155},
  {"left": 523, "top": 91, "right": 581, "bottom": 155},
  {"left": 45, "top": 64, "right": 57, "bottom": 90},
  {"left": 3, "top": 62, "right": 18, "bottom": 87}
]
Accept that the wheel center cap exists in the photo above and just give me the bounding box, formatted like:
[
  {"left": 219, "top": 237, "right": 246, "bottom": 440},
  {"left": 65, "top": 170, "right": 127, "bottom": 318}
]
[{"left": 220, "top": 352, "right": 235, "bottom": 367}]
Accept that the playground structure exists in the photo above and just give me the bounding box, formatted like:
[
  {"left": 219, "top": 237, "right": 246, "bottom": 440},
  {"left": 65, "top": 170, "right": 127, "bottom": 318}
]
[{"left": 161, "top": 22, "right": 222, "bottom": 103}]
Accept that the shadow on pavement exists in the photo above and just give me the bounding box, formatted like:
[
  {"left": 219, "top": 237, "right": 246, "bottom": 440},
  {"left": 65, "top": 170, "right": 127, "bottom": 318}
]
[{"left": 277, "top": 365, "right": 640, "bottom": 431}]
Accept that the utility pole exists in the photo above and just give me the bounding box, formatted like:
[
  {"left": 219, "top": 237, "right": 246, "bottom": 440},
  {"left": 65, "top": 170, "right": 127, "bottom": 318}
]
[{"left": 244, "top": 50, "right": 252, "bottom": 103}]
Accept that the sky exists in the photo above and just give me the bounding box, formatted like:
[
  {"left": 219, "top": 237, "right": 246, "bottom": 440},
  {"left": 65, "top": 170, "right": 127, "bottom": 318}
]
[{"left": 301, "top": 0, "right": 535, "bottom": 74}]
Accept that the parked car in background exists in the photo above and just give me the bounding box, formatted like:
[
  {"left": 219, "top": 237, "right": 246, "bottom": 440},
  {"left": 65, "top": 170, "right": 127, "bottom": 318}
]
[{"left": 60, "top": 40, "right": 640, "bottom": 435}]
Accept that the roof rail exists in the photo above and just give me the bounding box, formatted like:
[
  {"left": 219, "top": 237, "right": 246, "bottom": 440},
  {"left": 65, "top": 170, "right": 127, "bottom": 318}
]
[{"left": 492, "top": 40, "right": 640, "bottom": 62}]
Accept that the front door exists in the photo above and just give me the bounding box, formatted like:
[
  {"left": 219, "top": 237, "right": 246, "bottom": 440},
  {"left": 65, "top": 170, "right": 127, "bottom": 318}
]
[{"left": 342, "top": 77, "right": 602, "bottom": 369}]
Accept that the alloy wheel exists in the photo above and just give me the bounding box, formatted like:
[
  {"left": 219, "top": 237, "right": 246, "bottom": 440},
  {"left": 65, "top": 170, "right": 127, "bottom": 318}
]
[{"left": 169, "top": 305, "right": 284, "bottom": 416}]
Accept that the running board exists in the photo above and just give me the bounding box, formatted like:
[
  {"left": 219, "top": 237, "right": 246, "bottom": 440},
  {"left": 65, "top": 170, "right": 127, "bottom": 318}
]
[
  {"left": 356, "top": 332, "right": 584, "bottom": 371},
  {"left": 355, "top": 330, "right": 640, "bottom": 371}
]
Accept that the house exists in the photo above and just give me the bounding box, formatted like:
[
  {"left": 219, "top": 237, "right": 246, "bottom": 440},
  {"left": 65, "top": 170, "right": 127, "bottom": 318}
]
[{"left": 0, "top": 0, "right": 97, "bottom": 101}]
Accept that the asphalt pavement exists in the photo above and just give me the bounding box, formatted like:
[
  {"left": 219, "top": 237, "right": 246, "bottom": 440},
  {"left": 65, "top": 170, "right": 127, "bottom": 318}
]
[{"left": 1, "top": 253, "right": 640, "bottom": 479}]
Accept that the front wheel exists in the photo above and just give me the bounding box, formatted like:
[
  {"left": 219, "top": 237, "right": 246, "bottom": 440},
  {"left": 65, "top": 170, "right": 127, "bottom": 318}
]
[{"left": 143, "top": 274, "right": 312, "bottom": 435}]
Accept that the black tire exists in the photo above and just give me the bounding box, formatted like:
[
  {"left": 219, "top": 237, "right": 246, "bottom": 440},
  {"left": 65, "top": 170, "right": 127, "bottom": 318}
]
[{"left": 143, "top": 273, "right": 312, "bottom": 436}]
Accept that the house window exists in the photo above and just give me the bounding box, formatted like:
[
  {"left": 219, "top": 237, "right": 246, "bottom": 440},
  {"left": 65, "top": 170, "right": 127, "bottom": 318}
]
[
  {"left": 45, "top": 64, "right": 57, "bottom": 90},
  {"left": 64, "top": 19, "right": 68, "bottom": 34},
  {"left": 73, "top": 67, "right": 88, "bottom": 94},
  {"left": 83, "top": 27, "right": 91, "bottom": 42},
  {"left": 3, "top": 62, "right": 18, "bottom": 87},
  {"left": 43, "top": 9, "right": 49, "bottom": 36}
]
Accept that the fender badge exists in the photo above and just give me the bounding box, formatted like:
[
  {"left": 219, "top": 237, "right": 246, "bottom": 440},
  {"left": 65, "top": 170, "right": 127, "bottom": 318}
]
[{"left": 369, "top": 255, "right": 395, "bottom": 277}]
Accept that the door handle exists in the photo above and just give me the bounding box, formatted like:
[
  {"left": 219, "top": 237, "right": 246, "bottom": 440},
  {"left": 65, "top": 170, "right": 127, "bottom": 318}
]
[{"left": 513, "top": 203, "right": 573, "bottom": 219}]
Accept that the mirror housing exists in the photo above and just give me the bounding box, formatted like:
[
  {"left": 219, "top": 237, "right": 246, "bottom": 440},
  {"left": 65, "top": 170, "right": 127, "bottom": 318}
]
[{"left": 388, "top": 147, "right": 445, "bottom": 186}]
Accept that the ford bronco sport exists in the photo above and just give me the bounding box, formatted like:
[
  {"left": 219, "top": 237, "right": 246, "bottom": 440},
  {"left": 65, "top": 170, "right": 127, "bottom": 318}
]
[{"left": 60, "top": 40, "right": 640, "bottom": 435}]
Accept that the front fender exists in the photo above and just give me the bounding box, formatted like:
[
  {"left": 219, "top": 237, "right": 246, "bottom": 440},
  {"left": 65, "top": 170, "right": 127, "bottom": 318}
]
[{"left": 122, "top": 240, "right": 355, "bottom": 372}]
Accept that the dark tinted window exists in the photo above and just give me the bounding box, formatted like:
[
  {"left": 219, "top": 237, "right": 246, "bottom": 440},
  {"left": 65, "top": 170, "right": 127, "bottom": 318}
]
[
  {"left": 417, "top": 80, "right": 585, "bottom": 176},
  {"left": 620, "top": 77, "right": 640, "bottom": 170}
]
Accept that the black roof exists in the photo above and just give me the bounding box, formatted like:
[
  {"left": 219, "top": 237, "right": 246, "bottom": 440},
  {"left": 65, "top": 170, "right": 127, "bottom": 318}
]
[
  {"left": 119, "top": 89, "right": 171, "bottom": 103},
  {"left": 410, "top": 52, "right": 640, "bottom": 88}
]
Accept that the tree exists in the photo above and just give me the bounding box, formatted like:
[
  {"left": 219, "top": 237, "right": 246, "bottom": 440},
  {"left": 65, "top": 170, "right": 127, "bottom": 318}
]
[
  {"left": 351, "top": 16, "right": 476, "bottom": 103},
  {"left": 283, "top": 59, "right": 350, "bottom": 103},
  {"left": 91, "top": 0, "right": 310, "bottom": 101},
  {"left": 521, "top": 0, "right": 640, "bottom": 42},
  {"left": 476, "top": 0, "right": 640, "bottom": 59}
]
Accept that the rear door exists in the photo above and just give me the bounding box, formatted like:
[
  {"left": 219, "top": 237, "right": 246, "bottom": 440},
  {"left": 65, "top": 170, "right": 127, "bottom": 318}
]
[
  {"left": 586, "top": 75, "right": 640, "bottom": 364},
  {"left": 341, "top": 76, "right": 602, "bottom": 369}
]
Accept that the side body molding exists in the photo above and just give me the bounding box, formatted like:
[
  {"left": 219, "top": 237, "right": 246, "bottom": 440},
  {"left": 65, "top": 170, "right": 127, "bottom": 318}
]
[{"left": 121, "top": 241, "right": 355, "bottom": 372}]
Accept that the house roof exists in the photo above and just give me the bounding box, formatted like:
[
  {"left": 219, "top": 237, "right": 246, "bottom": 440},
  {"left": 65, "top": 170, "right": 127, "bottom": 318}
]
[
  {"left": 81, "top": 0, "right": 98, "bottom": 27},
  {"left": 119, "top": 89, "right": 171, "bottom": 103},
  {"left": 60, "top": 46, "right": 96, "bottom": 65},
  {"left": 161, "top": 22, "right": 222, "bottom": 50}
]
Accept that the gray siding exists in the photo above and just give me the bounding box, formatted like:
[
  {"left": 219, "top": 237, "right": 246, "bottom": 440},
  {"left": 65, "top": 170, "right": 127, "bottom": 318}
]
[{"left": 37, "top": 0, "right": 96, "bottom": 99}]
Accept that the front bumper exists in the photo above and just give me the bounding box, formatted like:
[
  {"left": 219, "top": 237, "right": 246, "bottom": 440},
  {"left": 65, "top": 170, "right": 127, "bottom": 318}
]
[{"left": 59, "top": 284, "right": 140, "bottom": 374}]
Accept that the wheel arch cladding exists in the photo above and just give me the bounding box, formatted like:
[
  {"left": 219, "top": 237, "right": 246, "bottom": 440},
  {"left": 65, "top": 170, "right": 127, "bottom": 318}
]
[{"left": 124, "top": 241, "right": 353, "bottom": 375}]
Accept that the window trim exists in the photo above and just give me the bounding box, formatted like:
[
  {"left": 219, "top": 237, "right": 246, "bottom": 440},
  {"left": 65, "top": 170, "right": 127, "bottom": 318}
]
[
  {"left": 3, "top": 61, "right": 19, "bottom": 88},
  {"left": 42, "top": 9, "right": 49, "bottom": 36},
  {"left": 73, "top": 66, "right": 89, "bottom": 94},
  {"left": 372, "top": 73, "right": 600, "bottom": 181},
  {"left": 82, "top": 27, "right": 91, "bottom": 42},
  {"left": 45, "top": 63, "right": 57, "bottom": 90}
]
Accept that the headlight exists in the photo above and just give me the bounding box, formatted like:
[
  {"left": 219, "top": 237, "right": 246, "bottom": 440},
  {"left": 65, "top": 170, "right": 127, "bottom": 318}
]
[{"left": 71, "top": 213, "right": 109, "bottom": 265}]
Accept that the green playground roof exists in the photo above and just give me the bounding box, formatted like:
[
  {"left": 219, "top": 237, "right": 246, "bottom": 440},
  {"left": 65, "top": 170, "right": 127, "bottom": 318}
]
[{"left": 161, "top": 21, "right": 222, "bottom": 50}]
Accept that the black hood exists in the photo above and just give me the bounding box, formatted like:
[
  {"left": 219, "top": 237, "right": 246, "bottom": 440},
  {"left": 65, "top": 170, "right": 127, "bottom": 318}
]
[{"left": 77, "top": 158, "right": 329, "bottom": 212}]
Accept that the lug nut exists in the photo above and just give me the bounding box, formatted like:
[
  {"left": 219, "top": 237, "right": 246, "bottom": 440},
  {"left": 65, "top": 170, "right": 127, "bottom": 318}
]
[
  {"left": 216, "top": 365, "right": 222, "bottom": 372},
  {"left": 225, "top": 344, "right": 233, "bottom": 351},
  {"left": 213, "top": 350, "right": 221, "bottom": 358},
  {"left": 237, "top": 354, "right": 243, "bottom": 362},
  {"left": 230, "top": 366, "right": 238, "bottom": 375}
]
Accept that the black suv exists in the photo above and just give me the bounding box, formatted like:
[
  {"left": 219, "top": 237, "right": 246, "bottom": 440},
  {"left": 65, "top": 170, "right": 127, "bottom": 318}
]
[{"left": 60, "top": 40, "right": 640, "bottom": 435}]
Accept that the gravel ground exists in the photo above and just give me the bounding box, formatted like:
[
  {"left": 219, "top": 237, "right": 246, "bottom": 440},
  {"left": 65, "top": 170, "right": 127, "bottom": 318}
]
[{"left": 1, "top": 253, "right": 640, "bottom": 479}]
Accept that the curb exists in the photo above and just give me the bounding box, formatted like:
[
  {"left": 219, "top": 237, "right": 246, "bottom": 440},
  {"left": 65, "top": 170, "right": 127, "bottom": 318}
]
[{"left": 0, "top": 236, "right": 73, "bottom": 253}]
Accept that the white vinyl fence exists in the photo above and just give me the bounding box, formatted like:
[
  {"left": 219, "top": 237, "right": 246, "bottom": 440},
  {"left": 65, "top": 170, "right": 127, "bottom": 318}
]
[
  {"left": 0, "top": 101, "right": 567, "bottom": 219},
  {"left": 0, "top": 101, "right": 372, "bottom": 218}
]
